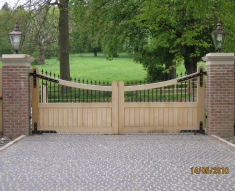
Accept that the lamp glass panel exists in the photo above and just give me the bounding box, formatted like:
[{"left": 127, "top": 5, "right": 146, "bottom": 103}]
[
  {"left": 217, "top": 34, "right": 222, "bottom": 41},
  {"left": 9, "top": 35, "right": 21, "bottom": 50}
]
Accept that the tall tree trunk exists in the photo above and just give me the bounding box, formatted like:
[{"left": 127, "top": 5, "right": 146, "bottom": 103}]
[
  {"left": 165, "top": 62, "right": 176, "bottom": 79},
  {"left": 38, "top": 47, "right": 45, "bottom": 65},
  {"left": 184, "top": 46, "right": 198, "bottom": 75},
  {"left": 94, "top": 49, "right": 98, "bottom": 57},
  {"left": 184, "top": 61, "right": 197, "bottom": 75},
  {"left": 59, "top": 0, "right": 70, "bottom": 79}
]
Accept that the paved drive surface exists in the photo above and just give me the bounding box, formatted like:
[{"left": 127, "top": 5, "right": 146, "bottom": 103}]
[{"left": 0, "top": 134, "right": 235, "bottom": 191}]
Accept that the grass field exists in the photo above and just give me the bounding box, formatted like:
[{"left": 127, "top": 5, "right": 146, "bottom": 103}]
[
  {"left": 35, "top": 53, "right": 148, "bottom": 82},
  {"left": 0, "top": 53, "right": 206, "bottom": 82}
]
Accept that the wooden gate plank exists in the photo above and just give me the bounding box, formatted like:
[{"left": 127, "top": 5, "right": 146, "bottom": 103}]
[
  {"left": 54, "top": 108, "right": 59, "bottom": 127},
  {"left": 134, "top": 108, "right": 140, "bottom": 127},
  {"left": 87, "top": 108, "right": 93, "bottom": 127},
  {"left": 130, "top": 108, "right": 135, "bottom": 127},
  {"left": 153, "top": 108, "right": 159, "bottom": 126},
  {"left": 124, "top": 108, "right": 130, "bottom": 127}
]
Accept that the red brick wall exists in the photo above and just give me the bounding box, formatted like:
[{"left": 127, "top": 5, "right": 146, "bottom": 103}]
[
  {"left": 2, "top": 66, "right": 30, "bottom": 138},
  {"left": 206, "top": 63, "right": 234, "bottom": 137}
]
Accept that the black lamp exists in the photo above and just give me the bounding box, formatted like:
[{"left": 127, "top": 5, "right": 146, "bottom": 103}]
[
  {"left": 211, "top": 20, "right": 228, "bottom": 52},
  {"left": 8, "top": 21, "right": 24, "bottom": 54}
]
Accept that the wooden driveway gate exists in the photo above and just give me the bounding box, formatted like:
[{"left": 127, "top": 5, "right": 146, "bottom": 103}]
[{"left": 31, "top": 66, "right": 206, "bottom": 134}]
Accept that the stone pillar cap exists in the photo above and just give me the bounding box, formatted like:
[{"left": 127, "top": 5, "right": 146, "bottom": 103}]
[
  {"left": 0, "top": 54, "right": 34, "bottom": 66},
  {"left": 202, "top": 53, "right": 235, "bottom": 62}
]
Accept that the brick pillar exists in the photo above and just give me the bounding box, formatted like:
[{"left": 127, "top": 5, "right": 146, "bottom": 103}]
[
  {"left": 0, "top": 54, "right": 34, "bottom": 138},
  {"left": 203, "top": 53, "right": 235, "bottom": 138}
]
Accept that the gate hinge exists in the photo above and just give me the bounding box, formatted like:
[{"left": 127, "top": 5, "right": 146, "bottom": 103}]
[
  {"left": 200, "top": 121, "right": 203, "bottom": 131},
  {"left": 180, "top": 121, "right": 205, "bottom": 135},
  {"left": 199, "top": 69, "right": 207, "bottom": 87},
  {"left": 29, "top": 69, "right": 59, "bottom": 88},
  {"left": 32, "top": 122, "right": 37, "bottom": 133},
  {"left": 32, "top": 122, "right": 57, "bottom": 134},
  {"left": 177, "top": 69, "right": 206, "bottom": 87}
]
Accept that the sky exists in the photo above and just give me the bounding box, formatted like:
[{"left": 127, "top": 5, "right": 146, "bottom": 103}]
[{"left": 0, "top": 0, "right": 26, "bottom": 9}]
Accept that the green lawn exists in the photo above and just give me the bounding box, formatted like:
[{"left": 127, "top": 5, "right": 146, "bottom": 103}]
[
  {"left": 0, "top": 53, "right": 206, "bottom": 82},
  {"left": 35, "top": 53, "right": 148, "bottom": 83}
]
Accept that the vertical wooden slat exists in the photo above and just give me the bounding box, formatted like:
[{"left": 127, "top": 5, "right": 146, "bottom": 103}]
[
  {"left": 125, "top": 108, "right": 130, "bottom": 127},
  {"left": 44, "top": 108, "right": 49, "bottom": 127},
  {"left": 158, "top": 108, "right": 164, "bottom": 126},
  {"left": 149, "top": 108, "right": 154, "bottom": 127},
  {"left": 144, "top": 108, "right": 149, "bottom": 126},
  {"left": 193, "top": 108, "right": 197, "bottom": 127},
  {"left": 67, "top": 108, "right": 73, "bottom": 127},
  {"left": 59, "top": 108, "right": 63, "bottom": 127},
  {"left": 77, "top": 108, "right": 82, "bottom": 127},
  {"left": 182, "top": 108, "right": 188, "bottom": 126},
  {"left": 139, "top": 108, "right": 144, "bottom": 126},
  {"left": 178, "top": 108, "right": 182, "bottom": 126},
  {"left": 187, "top": 80, "right": 193, "bottom": 96},
  {"left": 49, "top": 108, "right": 54, "bottom": 127},
  {"left": 173, "top": 108, "right": 178, "bottom": 126},
  {"left": 153, "top": 108, "right": 158, "bottom": 126},
  {"left": 169, "top": 108, "right": 174, "bottom": 127},
  {"left": 134, "top": 108, "right": 140, "bottom": 127},
  {"left": 101, "top": 108, "right": 107, "bottom": 127},
  {"left": 106, "top": 108, "right": 112, "bottom": 127},
  {"left": 82, "top": 108, "right": 88, "bottom": 127},
  {"left": 130, "top": 108, "right": 135, "bottom": 127},
  {"left": 92, "top": 108, "right": 97, "bottom": 127},
  {"left": 41, "top": 85, "right": 47, "bottom": 103},
  {"left": 187, "top": 108, "right": 193, "bottom": 127},
  {"left": 111, "top": 81, "right": 118, "bottom": 134},
  {"left": 87, "top": 108, "right": 93, "bottom": 127},
  {"left": 118, "top": 81, "right": 125, "bottom": 134},
  {"left": 54, "top": 108, "right": 59, "bottom": 127},
  {"left": 163, "top": 108, "right": 168, "bottom": 127},
  {"left": 63, "top": 108, "right": 68, "bottom": 127},
  {"left": 72, "top": 108, "right": 77, "bottom": 127},
  {"left": 97, "top": 108, "right": 102, "bottom": 127},
  {"left": 39, "top": 109, "right": 43, "bottom": 127}
]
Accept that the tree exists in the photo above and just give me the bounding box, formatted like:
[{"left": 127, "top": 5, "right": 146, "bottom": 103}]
[
  {"left": 20, "top": 0, "right": 70, "bottom": 78},
  {"left": 1, "top": 2, "right": 11, "bottom": 11},
  {"left": 136, "top": 0, "right": 217, "bottom": 75},
  {"left": 0, "top": 5, "right": 32, "bottom": 55},
  {"left": 57, "top": 0, "right": 70, "bottom": 79},
  {"left": 73, "top": 0, "right": 235, "bottom": 79}
]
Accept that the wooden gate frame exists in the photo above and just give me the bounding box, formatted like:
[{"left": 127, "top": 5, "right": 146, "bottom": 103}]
[
  {"left": 118, "top": 66, "right": 205, "bottom": 134},
  {"left": 31, "top": 68, "right": 119, "bottom": 134},
  {"left": 31, "top": 66, "right": 205, "bottom": 134}
]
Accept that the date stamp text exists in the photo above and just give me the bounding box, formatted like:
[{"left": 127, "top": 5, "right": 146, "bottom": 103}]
[{"left": 191, "top": 167, "right": 229, "bottom": 174}]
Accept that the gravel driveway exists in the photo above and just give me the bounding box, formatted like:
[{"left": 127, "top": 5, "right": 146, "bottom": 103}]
[{"left": 0, "top": 134, "right": 235, "bottom": 191}]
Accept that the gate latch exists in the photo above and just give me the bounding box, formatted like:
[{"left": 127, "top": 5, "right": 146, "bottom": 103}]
[{"left": 0, "top": 96, "right": 2, "bottom": 100}]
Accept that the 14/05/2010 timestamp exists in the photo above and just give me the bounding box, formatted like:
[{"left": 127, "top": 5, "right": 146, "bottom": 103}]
[{"left": 191, "top": 167, "right": 229, "bottom": 174}]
